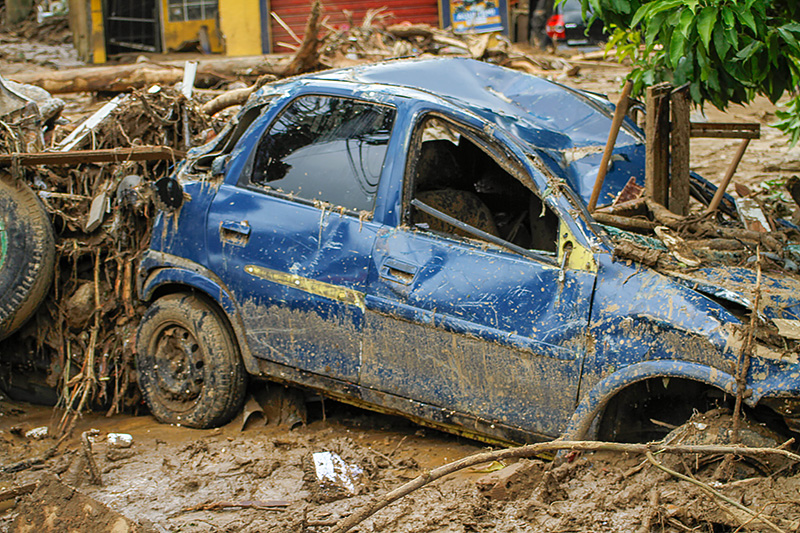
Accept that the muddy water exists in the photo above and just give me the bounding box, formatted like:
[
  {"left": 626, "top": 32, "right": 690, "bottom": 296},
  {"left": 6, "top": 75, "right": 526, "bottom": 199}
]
[{"left": 0, "top": 397, "right": 488, "bottom": 532}]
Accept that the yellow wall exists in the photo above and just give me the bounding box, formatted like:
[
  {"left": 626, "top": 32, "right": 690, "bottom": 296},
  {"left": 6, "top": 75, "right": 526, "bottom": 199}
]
[
  {"left": 90, "top": 0, "right": 106, "bottom": 63},
  {"left": 160, "top": 0, "right": 224, "bottom": 53},
  {"left": 218, "top": 0, "right": 263, "bottom": 56}
]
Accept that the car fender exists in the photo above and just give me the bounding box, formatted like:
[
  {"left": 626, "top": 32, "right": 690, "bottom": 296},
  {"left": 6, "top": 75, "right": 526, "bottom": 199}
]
[
  {"left": 562, "top": 360, "right": 738, "bottom": 440},
  {"left": 139, "top": 257, "right": 259, "bottom": 376}
]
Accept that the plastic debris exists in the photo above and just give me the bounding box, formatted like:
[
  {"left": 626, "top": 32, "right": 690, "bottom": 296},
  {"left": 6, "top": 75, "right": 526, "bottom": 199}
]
[
  {"left": 25, "top": 426, "right": 48, "bottom": 439},
  {"left": 107, "top": 433, "right": 133, "bottom": 448}
]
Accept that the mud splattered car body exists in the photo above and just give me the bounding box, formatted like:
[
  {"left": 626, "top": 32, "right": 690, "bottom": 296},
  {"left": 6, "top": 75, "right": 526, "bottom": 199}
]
[{"left": 137, "top": 58, "right": 800, "bottom": 444}]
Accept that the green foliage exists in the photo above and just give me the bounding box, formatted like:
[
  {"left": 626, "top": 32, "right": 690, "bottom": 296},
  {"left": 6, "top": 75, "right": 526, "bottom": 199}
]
[{"left": 581, "top": 0, "right": 800, "bottom": 143}]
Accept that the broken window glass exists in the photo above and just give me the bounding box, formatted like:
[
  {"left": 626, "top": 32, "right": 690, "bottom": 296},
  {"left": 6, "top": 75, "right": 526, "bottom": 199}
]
[
  {"left": 250, "top": 95, "right": 396, "bottom": 213},
  {"left": 410, "top": 117, "right": 559, "bottom": 255}
]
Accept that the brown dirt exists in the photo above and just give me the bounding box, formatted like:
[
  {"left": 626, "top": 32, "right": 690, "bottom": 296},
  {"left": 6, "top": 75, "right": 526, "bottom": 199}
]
[{"left": 2, "top": 399, "right": 800, "bottom": 532}]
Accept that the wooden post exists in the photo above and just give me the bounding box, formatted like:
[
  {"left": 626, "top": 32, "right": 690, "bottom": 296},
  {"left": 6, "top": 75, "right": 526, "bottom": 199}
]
[
  {"left": 588, "top": 80, "right": 633, "bottom": 212},
  {"left": 669, "top": 85, "right": 691, "bottom": 216},
  {"left": 645, "top": 82, "right": 672, "bottom": 207},
  {"left": 705, "top": 138, "right": 751, "bottom": 215}
]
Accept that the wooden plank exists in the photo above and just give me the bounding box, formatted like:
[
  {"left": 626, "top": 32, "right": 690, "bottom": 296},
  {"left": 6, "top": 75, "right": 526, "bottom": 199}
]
[
  {"left": 705, "top": 138, "right": 751, "bottom": 215},
  {"left": 645, "top": 82, "right": 672, "bottom": 207},
  {"left": 0, "top": 146, "right": 185, "bottom": 167},
  {"left": 588, "top": 80, "right": 633, "bottom": 212},
  {"left": 690, "top": 122, "right": 761, "bottom": 139},
  {"left": 670, "top": 86, "right": 691, "bottom": 216}
]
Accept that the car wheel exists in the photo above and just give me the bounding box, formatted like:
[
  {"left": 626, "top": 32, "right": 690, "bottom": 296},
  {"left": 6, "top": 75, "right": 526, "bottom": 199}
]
[
  {"left": 136, "top": 293, "right": 247, "bottom": 428},
  {"left": 0, "top": 172, "right": 55, "bottom": 341}
]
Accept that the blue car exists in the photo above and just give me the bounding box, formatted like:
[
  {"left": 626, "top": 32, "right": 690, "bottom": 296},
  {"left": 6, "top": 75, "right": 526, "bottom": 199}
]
[{"left": 136, "top": 58, "right": 800, "bottom": 444}]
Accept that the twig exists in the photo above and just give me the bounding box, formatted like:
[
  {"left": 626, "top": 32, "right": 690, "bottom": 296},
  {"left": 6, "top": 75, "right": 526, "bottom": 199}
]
[
  {"left": 81, "top": 430, "right": 103, "bottom": 486},
  {"left": 717, "top": 249, "right": 762, "bottom": 479},
  {"left": 181, "top": 500, "right": 289, "bottom": 513},
  {"left": 644, "top": 451, "right": 786, "bottom": 533},
  {"left": 325, "top": 440, "right": 800, "bottom": 533}
]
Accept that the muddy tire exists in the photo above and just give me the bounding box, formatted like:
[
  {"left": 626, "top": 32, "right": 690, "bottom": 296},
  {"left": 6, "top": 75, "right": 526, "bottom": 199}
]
[
  {"left": 0, "top": 173, "right": 55, "bottom": 341},
  {"left": 136, "top": 293, "right": 247, "bottom": 428}
]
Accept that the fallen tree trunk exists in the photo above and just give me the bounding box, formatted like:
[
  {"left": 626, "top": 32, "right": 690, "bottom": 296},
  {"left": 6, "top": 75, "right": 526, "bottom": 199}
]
[
  {"left": 10, "top": 56, "right": 292, "bottom": 94},
  {"left": 200, "top": 74, "right": 276, "bottom": 116}
]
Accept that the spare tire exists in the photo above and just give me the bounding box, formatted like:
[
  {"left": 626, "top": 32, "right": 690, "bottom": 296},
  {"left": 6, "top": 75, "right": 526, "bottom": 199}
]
[{"left": 0, "top": 172, "right": 55, "bottom": 341}]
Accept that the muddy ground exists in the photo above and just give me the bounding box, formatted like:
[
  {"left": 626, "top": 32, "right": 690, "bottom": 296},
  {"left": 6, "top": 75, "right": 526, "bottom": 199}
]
[{"left": 2, "top": 32, "right": 800, "bottom": 533}]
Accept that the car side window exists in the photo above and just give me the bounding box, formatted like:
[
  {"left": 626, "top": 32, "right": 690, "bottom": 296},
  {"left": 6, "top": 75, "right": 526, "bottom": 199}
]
[
  {"left": 408, "top": 117, "right": 559, "bottom": 255},
  {"left": 249, "top": 95, "right": 396, "bottom": 213}
]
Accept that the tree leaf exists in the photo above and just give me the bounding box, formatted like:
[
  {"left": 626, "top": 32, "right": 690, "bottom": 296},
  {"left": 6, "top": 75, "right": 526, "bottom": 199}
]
[
  {"left": 678, "top": 8, "right": 694, "bottom": 38},
  {"left": 713, "top": 24, "right": 731, "bottom": 58},
  {"left": 697, "top": 7, "right": 716, "bottom": 51},
  {"left": 735, "top": 7, "right": 758, "bottom": 34},
  {"left": 669, "top": 32, "right": 686, "bottom": 68},
  {"left": 733, "top": 40, "right": 762, "bottom": 62},
  {"left": 611, "top": 0, "right": 632, "bottom": 15},
  {"left": 721, "top": 7, "right": 735, "bottom": 29}
]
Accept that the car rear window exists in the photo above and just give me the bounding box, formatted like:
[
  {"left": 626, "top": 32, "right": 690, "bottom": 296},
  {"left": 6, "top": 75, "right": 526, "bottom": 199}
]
[{"left": 249, "top": 95, "right": 396, "bottom": 213}]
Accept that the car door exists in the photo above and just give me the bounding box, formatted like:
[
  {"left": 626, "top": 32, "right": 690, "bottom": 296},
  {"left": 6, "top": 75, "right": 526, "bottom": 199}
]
[
  {"left": 206, "top": 94, "right": 397, "bottom": 383},
  {"left": 361, "top": 113, "right": 596, "bottom": 439}
]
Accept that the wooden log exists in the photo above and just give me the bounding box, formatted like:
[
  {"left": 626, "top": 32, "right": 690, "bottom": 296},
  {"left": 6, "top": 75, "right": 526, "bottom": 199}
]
[
  {"left": 670, "top": 85, "right": 691, "bottom": 216},
  {"left": 0, "top": 146, "right": 184, "bottom": 167},
  {"left": 592, "top": 212, "right": 658, "bottom": 233},
  {"left": 385, "top": 23, "right": 436, "bottom": 39},
  {"left": 690, "top": 122, "right": 760, "bottom": 139},
  {"left": 200, "top": 75, "right": 276, "bottom": 116},
  {"left": 645, "top": 82, "right": 672, "bottom": 207},
  {"left": 9, "top": 56, "right": 291, "bottom": 94}
]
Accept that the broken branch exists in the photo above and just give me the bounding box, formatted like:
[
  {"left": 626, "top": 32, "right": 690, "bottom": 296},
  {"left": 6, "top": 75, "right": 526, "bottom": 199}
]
[
  {"left": 326, "top": 440, "right": 800, "bottom": 533},
  {"left": 644, "top": 451, "right": 786, "bottom": 533}
]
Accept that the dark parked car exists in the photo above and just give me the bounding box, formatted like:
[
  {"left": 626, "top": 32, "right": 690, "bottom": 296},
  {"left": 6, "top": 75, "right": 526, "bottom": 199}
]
[
  {"left": 136, "top": 58, "right": 800, "bottom": 445},
  {"left": 546, "top": 0, "right": 606, "bottom": 46}
]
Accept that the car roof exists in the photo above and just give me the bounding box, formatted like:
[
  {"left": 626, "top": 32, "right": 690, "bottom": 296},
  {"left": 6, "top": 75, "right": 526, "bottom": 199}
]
[{"left": 306, "top": 57, "right": 640, "bottom": 152}]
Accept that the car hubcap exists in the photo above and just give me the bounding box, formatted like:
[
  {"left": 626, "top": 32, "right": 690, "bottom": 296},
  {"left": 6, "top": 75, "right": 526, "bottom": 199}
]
[{"left": 153, "top": 325, "right": 204, "bottom": 402}]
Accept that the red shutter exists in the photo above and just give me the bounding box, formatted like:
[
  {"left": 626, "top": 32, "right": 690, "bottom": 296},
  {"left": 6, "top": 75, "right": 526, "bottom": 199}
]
[{"left": 269, "top": 0, "right": 440, "bottom": 53}]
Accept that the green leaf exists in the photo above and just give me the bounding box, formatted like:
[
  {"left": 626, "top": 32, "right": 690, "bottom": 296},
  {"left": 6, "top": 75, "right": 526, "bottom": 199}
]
[
  {"left": 678, "top": 8, "right": 694, "bottom": 38},
  {"left": 645, "top": 11, "right": 668, "bottom": 45},
  {"left": 697, "top": 6, "right": 716, "bottom": 51},
  {"left": 713, "top": 24, "right": 731, "bottom": 58},
  {"left": 735, "top": 7, "right": 758, "bottom": 34},
  {"left": 781, "top": 22, "right": 800, "bottom": 34},
  {"left": 630, "top": 4, "right": 649, "bottom": 28},
  {"left": 778, "top": 27, "right": 800, "bottom": 52},
  {"left": 610, "top": 0, "right": 632, "bottom": 15},
  {"left": 734, "top": 40, "right": 763, "bottom": 62},
  {"left": 725, "top": 25, "right": 738, "bottom": 49},
  {"left": 685, "top": 0, "right": 698, "bottom": 14},
  {"left": 669, "top": 32, "right": 686, "bottom": 67},
  {"left": 721, "top": 7, "right": 735, "bottom": 29}
]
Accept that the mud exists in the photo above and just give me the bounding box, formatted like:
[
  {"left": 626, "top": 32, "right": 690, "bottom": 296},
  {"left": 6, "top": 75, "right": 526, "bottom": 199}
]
[{"left": 3, "top": 399, "right": 800, "bottom": 532}]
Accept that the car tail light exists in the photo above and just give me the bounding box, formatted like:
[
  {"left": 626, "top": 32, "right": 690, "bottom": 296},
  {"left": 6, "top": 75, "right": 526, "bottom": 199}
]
[{"left": 546, "top": 14, "right": 565, "bottom": 40}]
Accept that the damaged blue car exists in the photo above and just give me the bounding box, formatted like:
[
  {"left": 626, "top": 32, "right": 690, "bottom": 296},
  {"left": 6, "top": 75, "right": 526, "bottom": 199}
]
[{"left": 136, "top": 57, "right": 800, "bottom": 444}]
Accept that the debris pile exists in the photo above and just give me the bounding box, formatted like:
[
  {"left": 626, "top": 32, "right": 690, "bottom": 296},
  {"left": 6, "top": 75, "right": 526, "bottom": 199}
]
[{"left": 0, "top": 83, "right": 226, "bottom": 434}]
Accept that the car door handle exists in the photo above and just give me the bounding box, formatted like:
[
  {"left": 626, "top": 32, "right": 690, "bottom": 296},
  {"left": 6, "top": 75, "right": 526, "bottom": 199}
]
[
  {"left": 220, "top": 220, "right": 251, "bottom": 236},
  {"left": 379, "top": 258, "right": 419, "bottom": 285}
]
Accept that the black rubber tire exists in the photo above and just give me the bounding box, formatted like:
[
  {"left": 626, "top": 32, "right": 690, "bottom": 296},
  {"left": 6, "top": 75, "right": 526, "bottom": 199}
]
[
  {"left": 135, "top": 293, "right": 247, "bottom": 428},
  {"left": 0, "top": 172, "right": 55, "bottom": 341}
]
